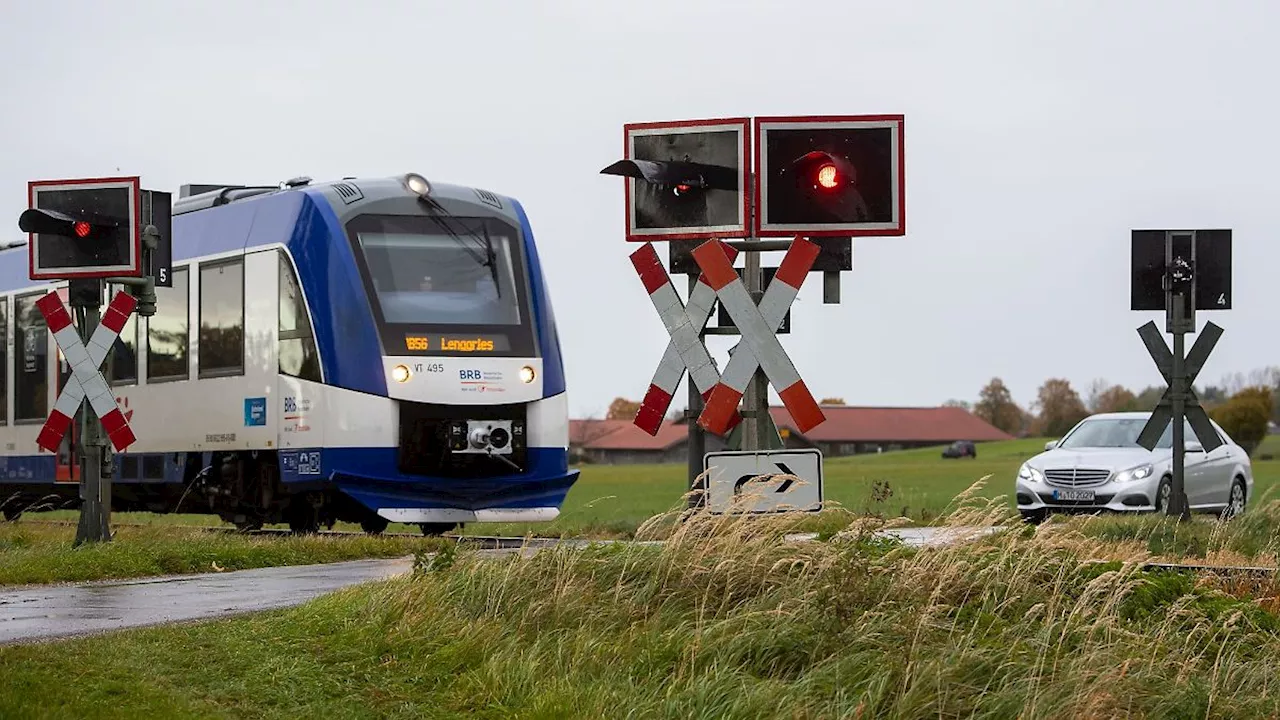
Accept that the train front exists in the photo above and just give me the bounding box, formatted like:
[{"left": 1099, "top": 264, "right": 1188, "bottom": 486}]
[{"left": 318, "top": 174, "right": 578, "bottom": 529}]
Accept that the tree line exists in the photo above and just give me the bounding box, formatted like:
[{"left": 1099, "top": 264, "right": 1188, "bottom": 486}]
[
  {"left": 948, "top": 367, "right": 1280, "bottom": 455},
  {"left": 593, "top": 371, "right": 1277, "bottom": 456}
]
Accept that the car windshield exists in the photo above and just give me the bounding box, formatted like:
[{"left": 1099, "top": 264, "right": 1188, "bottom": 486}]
[
  {"left": 1057, "top": 416, "right": 1202, "bottom": 450},
  {"left": 355, "top": 231, "right": 524, "bottom": 326}
]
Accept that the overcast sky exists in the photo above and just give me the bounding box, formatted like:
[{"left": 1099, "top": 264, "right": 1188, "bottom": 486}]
[{"left": 3, "top": 0, "right": 1277, "bottom": 419}]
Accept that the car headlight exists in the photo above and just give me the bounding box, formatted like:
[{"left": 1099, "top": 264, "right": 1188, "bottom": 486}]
[
  {"left": 1018, "top": 464, "right": 1043, "bottom": 483},
  {"left": 1115, "top": 463, "right": 1153, "bottom": 483}
]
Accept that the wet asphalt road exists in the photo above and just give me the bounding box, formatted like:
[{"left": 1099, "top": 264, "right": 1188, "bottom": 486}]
[
  {"left": 0, "top": 556, "right": 416, "bottom": 646},
  {"left": 0, "top": 526, "right": 998, "bottom": 646}
]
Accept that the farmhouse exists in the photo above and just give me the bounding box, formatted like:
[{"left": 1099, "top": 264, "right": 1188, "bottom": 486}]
[{"left": 570, "top": 405, "right": 1014, "bottom": 465}]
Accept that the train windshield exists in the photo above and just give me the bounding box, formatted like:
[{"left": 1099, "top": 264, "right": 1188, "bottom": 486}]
[
  {"left": 356, "top": 232, "right": 523, "bottom": 326},
  {"left": 345, "top": 212, "right": 538, "bottom": 357}
]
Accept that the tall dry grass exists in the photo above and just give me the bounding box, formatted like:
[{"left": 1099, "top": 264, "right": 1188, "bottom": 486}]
[{"left": 318, "top": 476, "right": 1280, "bottom": 717}]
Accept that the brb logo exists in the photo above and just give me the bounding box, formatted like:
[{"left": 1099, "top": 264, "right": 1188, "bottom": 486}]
[{"left": 459, "top": 369, "right": 483, "bottom": 381}]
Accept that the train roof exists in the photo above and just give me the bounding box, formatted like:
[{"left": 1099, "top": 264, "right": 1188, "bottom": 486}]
[{"left": 0, "top": 173, "right": 526, "bottom": 295}]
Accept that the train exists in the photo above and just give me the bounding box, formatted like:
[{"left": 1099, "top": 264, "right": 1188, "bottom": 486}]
[{"left": 0, "top": 173, "right": 580, "bottom": 534}]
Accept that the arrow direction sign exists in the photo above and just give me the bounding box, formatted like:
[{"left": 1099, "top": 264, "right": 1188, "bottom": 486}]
[
  {"left": 704, "top": 448, "right": 823, "bottom": 514},
  {"left": 1135, "top": 319, "right": 1225, "bottom": 453}
]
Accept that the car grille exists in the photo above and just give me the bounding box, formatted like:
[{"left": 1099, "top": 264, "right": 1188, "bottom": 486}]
[{"left": 1043, "top": 468, "right": 1112, "bottom": 488}]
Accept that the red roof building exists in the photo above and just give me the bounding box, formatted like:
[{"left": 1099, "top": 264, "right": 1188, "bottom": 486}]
[{"left": 571, "top": 405, "right": 1014, "bottom": 464}]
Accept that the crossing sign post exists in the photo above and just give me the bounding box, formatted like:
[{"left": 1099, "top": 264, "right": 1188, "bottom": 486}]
[
  {"left": 1131, "top": 229, "right": 1232, "bottom": 520},
  {"left": 17, "top": 175, "right": 165, "bottom": 545},
  {"left": 603, "top": 114, "right": 906, "bottom": 510},
  {"left": 630, "top": 240, "right": 742, "bottom": 435}
]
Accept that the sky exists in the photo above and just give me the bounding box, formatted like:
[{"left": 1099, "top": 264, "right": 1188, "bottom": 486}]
[{"left": 2, "top": 0, "right": 1277, "bottom": 419}]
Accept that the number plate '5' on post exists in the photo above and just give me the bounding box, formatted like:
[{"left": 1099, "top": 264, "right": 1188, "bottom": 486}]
[{"left": 34, "top": 290, "right": 138, "bottom": 453}]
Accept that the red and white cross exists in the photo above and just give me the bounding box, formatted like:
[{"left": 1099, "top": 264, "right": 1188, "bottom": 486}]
[
  {"left": 629, "top": 241, "right": 742, "bottom": 435},
  {"left": 34, "top": 290, "right": 138, "bottom": 454},
  {"left": 691, "top": 237, "right": 827, "bottom": 436}
]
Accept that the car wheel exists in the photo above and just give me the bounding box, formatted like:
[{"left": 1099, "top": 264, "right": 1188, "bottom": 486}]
[
  {"left": 1153, "top": 476, "right": 1172, "bottom": 514},
  {"left": 1224, "top": 478, "right": 1246, "bottom": 519}
]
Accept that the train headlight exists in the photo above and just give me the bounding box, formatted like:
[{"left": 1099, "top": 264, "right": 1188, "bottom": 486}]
[
  {"left": 519, "top": 365, "right": 536, "bottom": 384},
  {"left": 392, "top": 364, "right": 412, "bottom": 383},
  {"left": 404, "top": 173, "right": 431, "bottom": 197}
]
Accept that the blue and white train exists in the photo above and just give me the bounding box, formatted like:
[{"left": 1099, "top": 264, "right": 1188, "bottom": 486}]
[{"left": 0, "top": 173, "right": 579, "bottom": 534}]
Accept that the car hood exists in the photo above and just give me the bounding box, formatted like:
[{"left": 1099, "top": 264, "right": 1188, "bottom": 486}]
[{"left": 1030, "top": 446, "right": 1169, "bottom": 471}]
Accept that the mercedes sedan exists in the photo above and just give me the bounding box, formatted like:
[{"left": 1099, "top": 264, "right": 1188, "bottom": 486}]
[{"left": 1015, "top": 411, "right": 1253, "bottom": 522}]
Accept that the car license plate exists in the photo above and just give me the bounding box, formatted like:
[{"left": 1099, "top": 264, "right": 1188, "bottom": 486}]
[{"left": 1052, "top": 489, "right": 1095, "bottom": 502}]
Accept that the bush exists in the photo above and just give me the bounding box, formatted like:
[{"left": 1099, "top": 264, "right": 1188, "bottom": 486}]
[{"left": 1210, "top": 385, "right": 1272, "bottom": 455}]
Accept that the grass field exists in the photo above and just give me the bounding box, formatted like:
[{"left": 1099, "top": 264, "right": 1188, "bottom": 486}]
[
  {"left": 20, "top": 436, "right": 1280, "bottom": 539},
  {"left": 18, "top": 438, "right": 1067, "bottom": 537},
  {"left": 7, "top": 501, "right": 1280, "bottom": 717},
  {"left": 6, "top": 435, "right": 1279, "bottom": 588}
]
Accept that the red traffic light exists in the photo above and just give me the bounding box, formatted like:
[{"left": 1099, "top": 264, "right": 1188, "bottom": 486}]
[
  {"left": 816, "top": 164, "right": 838, "bottom": 189},
  {"left": 791, "top": 151, "right": 856, "bottom": 191},
  {"left": 18, "top": 209, "right": 115, "bottom": 240},
  {"left": 754, "top": 115, "right": 905, "bottom": 237}
]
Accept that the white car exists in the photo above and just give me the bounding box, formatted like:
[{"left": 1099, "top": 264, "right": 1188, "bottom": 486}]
[{"left": 1016, "top": 411, "right": 1253, "bottom": 522}]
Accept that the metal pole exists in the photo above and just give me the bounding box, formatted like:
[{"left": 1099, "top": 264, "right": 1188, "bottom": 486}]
[
  {"left": 687, "top": 274, "right": 706, "bottom": 508},
  {"left": 742, "top": 240, "right": 767, "bottom": 451},
  {"left": 1169, "top": 293, "right": 1190, "bottom": 521},
  {"left": 73, "top": 288, "right": 110, "bottom": 545}
]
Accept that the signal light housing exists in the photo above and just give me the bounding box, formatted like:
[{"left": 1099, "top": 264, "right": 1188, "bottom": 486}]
[
  {"left": 754, "top": 115, "right": 905, "bottom": 238},
  {"left": 602, "top": 118, "right": 751, "bottom": 241},
  {"left": 23, "top": 177, "right": 142, "bottom": 280}
]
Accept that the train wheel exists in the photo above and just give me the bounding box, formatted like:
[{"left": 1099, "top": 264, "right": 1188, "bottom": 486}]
[
  {"left": 287, "top": 498, "right": 320, "bottom": 535},
  {"left": 419, "top": 523, "right": 456, "bottom": 537},
  {"left": 2, "top": 508, "right": 21, "bottom": 522},
  {"left": 360, "top": 515, "right": 389, "bottom": 535}
]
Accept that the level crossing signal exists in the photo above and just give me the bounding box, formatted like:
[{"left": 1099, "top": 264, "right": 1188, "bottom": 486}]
[
  {"left": 15, "top": 175, "right": 167, "bottom": 545},
  {"left": 601, "top": 118, "right": 752, "bottom": 241},
  {"left": 1130, "top": 228, "right": 1232, "bottom": 520},
  {"left": 754, "top": 115, "right": 905, "bottom": 237},
  {"left": 20, "top": 177, "right": 145, "bottom": 280},
  {"left": 602, "top": 114, "right": 907, "bottom": 503}
]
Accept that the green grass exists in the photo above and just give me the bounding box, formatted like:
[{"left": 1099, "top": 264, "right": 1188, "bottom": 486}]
[
  {"left": 7, "top": 499, "right": 1280, "bottom": 718},
  {"left": 0, "top": 522, "right": 445, "bottom": 588},
  {"left": 468, "top": 435, "right": 1280, "bottom": 538},
  {"left": 17, "top": 435, "right": 1280, "bottom": 540}
]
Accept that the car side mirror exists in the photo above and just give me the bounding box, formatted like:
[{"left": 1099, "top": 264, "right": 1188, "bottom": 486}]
[{"left": 1044, "top": 441, "right": 1058, "bottom": 451}]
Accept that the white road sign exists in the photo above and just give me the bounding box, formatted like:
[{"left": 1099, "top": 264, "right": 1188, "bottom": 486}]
[{"left": 703, "top": 448, "right": 823, "bottom": 514}]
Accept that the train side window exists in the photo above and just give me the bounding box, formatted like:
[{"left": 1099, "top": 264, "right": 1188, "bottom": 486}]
[
  {"left": 0, "top": 297, "right": 7, "bottom": 425},
  {"left": 14, "top": 293, "right": 48, "bottom": 422},
  {"left": 198, "top": 258, "right": 244, "bottom": 377},
  {"left": 148, "top": 266, "right": 189, "bottom": 381},
  {"left": 107, "top": 283, "right": 138, "bottom": 385},
  {"left": 278, "top": 252, "right": 322, "bottom": 382}
]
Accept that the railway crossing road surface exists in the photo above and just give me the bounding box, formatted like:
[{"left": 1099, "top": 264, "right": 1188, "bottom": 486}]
[{"left": 0, "top": 526, "right": 998, "bottom": 646}]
